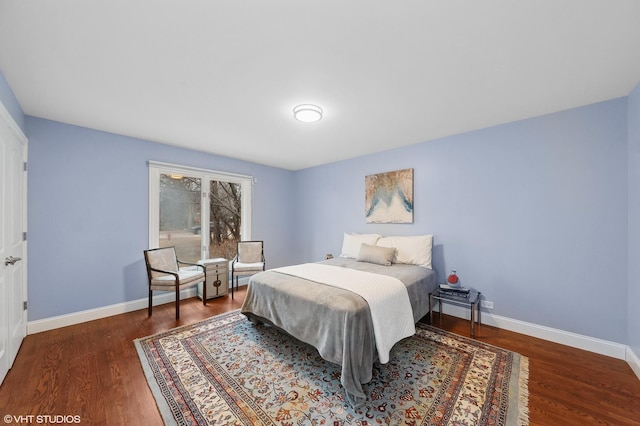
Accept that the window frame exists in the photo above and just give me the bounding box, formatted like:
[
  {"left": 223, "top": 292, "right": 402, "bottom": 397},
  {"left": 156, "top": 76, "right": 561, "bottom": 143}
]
[{"left": 148, "top": 161, "right": 253, "bottom": 259}]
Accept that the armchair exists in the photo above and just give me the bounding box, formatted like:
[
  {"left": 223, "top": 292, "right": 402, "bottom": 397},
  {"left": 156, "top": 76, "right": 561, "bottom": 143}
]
[
  {"left": 231, "top": 241, "right": 265, "bottom": 298},
  {"left": 143, "top": 246, "right": 206, "bottom": 320}
]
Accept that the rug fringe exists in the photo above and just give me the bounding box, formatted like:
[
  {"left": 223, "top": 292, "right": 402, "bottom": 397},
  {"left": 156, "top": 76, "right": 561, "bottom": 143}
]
[{"left": 518, "top": 356, "right": 530, "bottom": 426}]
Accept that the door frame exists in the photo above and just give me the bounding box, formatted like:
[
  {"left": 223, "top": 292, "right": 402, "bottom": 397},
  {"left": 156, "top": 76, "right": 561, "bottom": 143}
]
[{"left": 0, "top": 100, "right": 28, "bottom": 385}]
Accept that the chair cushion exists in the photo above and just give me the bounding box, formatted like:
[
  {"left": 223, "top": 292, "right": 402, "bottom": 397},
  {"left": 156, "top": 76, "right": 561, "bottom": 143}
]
[
  {"left": 150, "top": 269, "right": 204, "bottom": 287},
  {"left": 233, "top": 262, "right": 264, "bottom": 276}
]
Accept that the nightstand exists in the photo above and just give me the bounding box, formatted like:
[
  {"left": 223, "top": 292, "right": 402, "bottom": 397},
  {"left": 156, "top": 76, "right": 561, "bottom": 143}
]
[{"left": 429, "top": 288, "right": 481, "bottom": 337}]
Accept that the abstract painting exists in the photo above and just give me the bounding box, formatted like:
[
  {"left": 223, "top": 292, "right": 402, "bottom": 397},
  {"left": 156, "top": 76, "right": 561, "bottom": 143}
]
[{"left": 365, "top": 168, "right": 413, "bottom": 223}]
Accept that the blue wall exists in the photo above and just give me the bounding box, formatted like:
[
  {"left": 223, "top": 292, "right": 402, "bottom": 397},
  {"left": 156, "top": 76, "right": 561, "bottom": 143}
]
[
  {"left": 629, "top": 82, "right": 640, "bottom": 357},
  {"left": 1, "top": 67, "right": 637, "bottom": 348},
  {"left": 295, "top": 99, "right": 629, "bottom": 344},
  {"left": 26, "top": 117, "right": 296, "bottom": 321}
]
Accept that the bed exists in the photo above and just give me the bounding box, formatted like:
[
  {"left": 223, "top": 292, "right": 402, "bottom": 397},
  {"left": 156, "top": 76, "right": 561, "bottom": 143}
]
[{"left": 240, "top": 234, "right": 437, "bottom": 407}]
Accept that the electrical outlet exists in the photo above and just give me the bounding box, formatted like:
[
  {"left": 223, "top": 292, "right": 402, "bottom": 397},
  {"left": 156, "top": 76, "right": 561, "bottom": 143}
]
[{"left": 481, "top": 300, "right": 494, "bottom": 310}]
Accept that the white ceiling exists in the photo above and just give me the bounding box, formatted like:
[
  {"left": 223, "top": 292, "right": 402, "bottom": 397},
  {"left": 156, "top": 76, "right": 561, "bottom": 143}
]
[{"left": 1, "top": 1, "right": 640, "bottom": 170}]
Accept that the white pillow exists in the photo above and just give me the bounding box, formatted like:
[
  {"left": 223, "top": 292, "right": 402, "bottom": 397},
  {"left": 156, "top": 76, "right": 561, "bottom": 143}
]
[
  {"left": 340, "top": 233, "right": 381, "bottom": 258},
  {"left": 376, "top": 235, "right": 433, "bottom": 269}
]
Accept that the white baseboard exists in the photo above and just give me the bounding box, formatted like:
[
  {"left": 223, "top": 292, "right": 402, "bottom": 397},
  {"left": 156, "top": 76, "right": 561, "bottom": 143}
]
[
  {"left": 28, "top": 290, "right": 636, "bottom": 377},
  {"left": 27, "top": 288, "right": 199, "bottom": 334},
  {"left": 627, "top": 346, "right": 640, "bottom": 380},
  {"left": 27, "top": 281, "right": 251, "bottom": 335},
  {"left": 432, "top": 303, "right": 628, "bottom": 360}
]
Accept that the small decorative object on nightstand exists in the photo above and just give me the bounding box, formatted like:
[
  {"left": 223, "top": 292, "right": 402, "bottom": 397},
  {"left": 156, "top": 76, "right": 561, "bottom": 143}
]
[
  {"left": 325, "top": 254, "right": 333, "bottom": 260},
  {"left": 447, "top": 269, "right": 459, "bottom": 285}
]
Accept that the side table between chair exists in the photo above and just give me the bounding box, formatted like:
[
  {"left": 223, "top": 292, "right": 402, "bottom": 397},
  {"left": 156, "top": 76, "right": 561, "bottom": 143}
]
[{"left": 197, "top": 258, "right": 229, "bottom": 300}]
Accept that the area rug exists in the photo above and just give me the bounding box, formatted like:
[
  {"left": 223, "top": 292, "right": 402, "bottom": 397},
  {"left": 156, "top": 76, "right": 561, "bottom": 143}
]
[{"left": 135, "top": 310, "right": 529, "bottom": 425}]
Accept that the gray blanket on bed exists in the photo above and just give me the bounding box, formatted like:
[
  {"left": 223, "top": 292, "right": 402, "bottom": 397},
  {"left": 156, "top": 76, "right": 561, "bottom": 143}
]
[{"left": 240, "top": 257, "right": 437, "bottom": 407}]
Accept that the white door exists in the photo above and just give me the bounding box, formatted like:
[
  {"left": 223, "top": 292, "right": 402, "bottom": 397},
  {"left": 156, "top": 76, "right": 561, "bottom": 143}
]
[{"left": 0, "top": 103, "right": 27, "bottom": 385}]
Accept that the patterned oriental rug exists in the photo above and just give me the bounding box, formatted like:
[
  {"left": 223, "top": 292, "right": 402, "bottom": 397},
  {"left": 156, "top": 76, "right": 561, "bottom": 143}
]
[{"left": 135, "top": 310, "right": 529, "bottom": 426}]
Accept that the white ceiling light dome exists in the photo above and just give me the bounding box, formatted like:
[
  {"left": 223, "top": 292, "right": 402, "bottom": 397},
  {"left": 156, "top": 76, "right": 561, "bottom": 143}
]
[{"left": 293, "top": 104, "right": 323, "bottom": 123}]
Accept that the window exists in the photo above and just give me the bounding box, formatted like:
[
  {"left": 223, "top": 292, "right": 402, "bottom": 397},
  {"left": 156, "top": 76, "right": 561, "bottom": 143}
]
[{"left": 149, "top": 161, "right": 253, "bottom": 263}]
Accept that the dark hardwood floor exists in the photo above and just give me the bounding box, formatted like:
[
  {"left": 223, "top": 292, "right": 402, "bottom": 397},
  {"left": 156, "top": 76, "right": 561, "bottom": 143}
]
[{"left": 1, "top": 288, "right": 639, "bottom": 425}]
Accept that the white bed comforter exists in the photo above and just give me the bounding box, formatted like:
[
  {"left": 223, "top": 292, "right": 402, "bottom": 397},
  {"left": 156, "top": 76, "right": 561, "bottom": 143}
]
[{"left": 272, "top": 263, "right": 415, "bottom": 363}]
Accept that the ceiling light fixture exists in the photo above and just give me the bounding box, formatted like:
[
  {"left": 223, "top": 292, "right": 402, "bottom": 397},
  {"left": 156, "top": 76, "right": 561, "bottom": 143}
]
[{"left": 293, "top": 104, "right": 323, "bottom": 123}]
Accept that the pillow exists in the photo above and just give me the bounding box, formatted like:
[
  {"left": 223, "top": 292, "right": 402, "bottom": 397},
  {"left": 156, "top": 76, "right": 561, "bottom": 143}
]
[
  {"left": 376, "top": 235, "right": 433, "bottom": 268},
  {"left": 340, "top": 233, "right": 381, "bottom": 258},
  {"left": 356, "top": 243, "right": 395, "bottom": 266}
]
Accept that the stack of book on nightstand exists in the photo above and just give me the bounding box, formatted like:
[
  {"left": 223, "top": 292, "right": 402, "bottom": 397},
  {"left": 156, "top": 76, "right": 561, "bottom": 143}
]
[{"left": 439, "top": 283, "right": 471, "bottom": 298}]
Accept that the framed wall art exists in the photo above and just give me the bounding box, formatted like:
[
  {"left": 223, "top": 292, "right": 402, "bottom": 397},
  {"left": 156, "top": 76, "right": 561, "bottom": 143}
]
[{"left": 365, "top": 168, "right": 414, "bottom": 223}]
